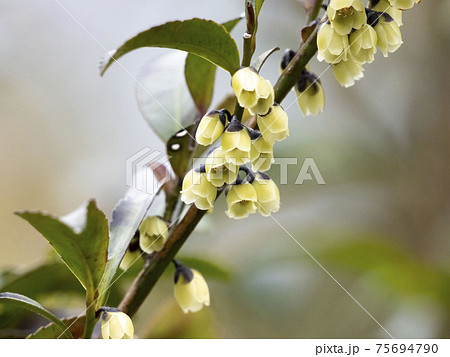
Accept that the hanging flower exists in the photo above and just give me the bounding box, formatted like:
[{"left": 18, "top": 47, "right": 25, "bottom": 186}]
[
  {"left": 221, "top": 116, "right": 252, "bottom": 165},
  {"left": 349, "top": 24, "right": 378, "bottom": 64},
  {"left": 100, "top": 309, "right": 134, "bottom": 339},
  {"left": 373, "top": 15, "right": 403, "bottom": 57},
  {"left": 195, "top": 109, "right": 230, "bottom": 146},
  {"left": 138, "top": 216, "right": 168, "bottom": 254},
  {"left": 387, "top": 0, "right": 420, "bottom": 11},
  {"left": 252, "top": 172, "right": 281, "bottom": 217},
  {"left": 257, "top": 104, "right": 289, "bottom": 143},
  {"left": 250, "top": 135, "right": 274, "bottom": 172},
  {"left": 231, "top": 67, "right": 274, "bottom": 115},
  {"left": 181, "top": 167, "right": 217, "bottom": 210},
  {"left": 327, "top": 0, "right": 367, "bottom": 35},
  {"left": 296, "top": 70, "right": 325, "bottom": 116},
  {"left": 204, "top": 147, "right": 239, "bottom": 187},
  {"left": 225, "top": 181, "right": 258, "bottom": 219},
  {"left": 173, "top": 260, "right": 210, "bottom": 313},
  {"left": 317, "top": 23, "right": 350, "bottom": 64},
  {"left": 332, "top": 54, "right": 365, "bottom": 87}
]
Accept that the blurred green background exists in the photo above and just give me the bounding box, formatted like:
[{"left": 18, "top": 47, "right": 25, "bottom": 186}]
[{"left": 1, "top": 0, "right": 449, "bottom": 338}]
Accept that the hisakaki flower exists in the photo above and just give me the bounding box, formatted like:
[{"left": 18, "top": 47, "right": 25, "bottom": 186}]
[
  {"left": 387, "top": 0, "right": 420, "bottom": 11},
  {"left": 296, "top": 70, "right": 325, "bottom": 116},
  {"left": 173, "top": 260, "right": 210, "bottom": 313},
  {"left": 370, "top": 0, "right": 403, "bottom": 26},
  {"left": 250, "top": 135, "right": 274, "bottom": 172},
  {"left": 195, "top": 109, "right": 230, "bottom": 146},
  {"left": 317, "top": 23, "right": 350, "bottom": 64},
  {"left": 120, "top": 231, "right": 141, "bottom": 270},
  {"left": 349, "top": 24, "right": 378, "bottom": 64},
  {"left": 327, "top": 0, "right": 367, "bottom": 35},
  {"left": 225, "top": 181, "right": 258, "bottom": 219},
  {"left": 181, "top": 167, "right": 217, "bottom": 210},
  {"left": 257, "top": 104, "right": 289, "bottom": 143},
  {"left": 373, "top": 15, "right": 403, "bottom": 57},
  {"left": 101, "top": 310, "right": 134, "bottom": 339},
  {"left": 252, "top": 172, "right": 280, "bottom": 217},
  {"left": 231, "top": 67, "right": 274, "bottom": 115},
  {"left": 221, "top": 116, "right": 252, "bottom": 165},
  {"left": 139, "top": 216, "right": 168, "bottom": 254},
  {"left": 204, "top": 147, "right": 239, "bottom": 187},
  {"left": 332, "top": 54, "right": 365, "bottom": 87}
]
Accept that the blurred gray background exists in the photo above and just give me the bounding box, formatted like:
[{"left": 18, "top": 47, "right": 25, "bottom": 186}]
[{"left": 1, "top": 0, "right": 449, "bottom": 338}]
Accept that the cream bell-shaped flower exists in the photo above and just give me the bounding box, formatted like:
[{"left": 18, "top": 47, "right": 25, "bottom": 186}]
[
  {"left": 204, "top": 147, "right": 239, "bottom": 187},
  {"left": 327, "top": 0, "right": 367, "bottom": 36},
  {"left": 181, "top": 167, "right": 217, "bottom": 210},
  {"left": 101, "top": 309, "right": 134, "bottom": 339},
  {"left": 370, "top": 0, "right": 402, "bottom": 26},
  {"left": 221, "top": 116, "right": 252, "bottom": 165},
  {"left": 250, "top": 135, "right": 274, "bottom": 172},
  {"left": 296, "top": 70, "right": 325, "bottom": 116},
  {"left": 257, "top": 104, "right": 289, "bottom": 143},
  {"left": 231, "top": 67, "right": 274, "bottom": 115},
  {"left": 119, "top": 248, "right": 141, "bottom": 271},
  {"left": 173, "top": 260, "right": 210, "bottom": 313},
  {"left": 225, "top": 181, "right": 258, "bottom": 219},
  {"left": 317, "top": 23, "right": 349, "bottom": 64},
  {"left": 252, "top": 172, "right": 281, "bottom": 217},
  {"left": 374, "top": 16, "right": 403, "bottom": 57},
  {"left": 332, "top": 54, "right": 365, "bottom": 87},
  {"left": 349, "top": 24, "right": 378, "bottom": 64},
  {"left": 195, "top": 109, "right": 230, "bottom": 146},
  {"left": 387, "top": 0, "right": 420, "bottom": 11},
  {"left": 139, "top": 216, "right": 168, "bottom": 254}
]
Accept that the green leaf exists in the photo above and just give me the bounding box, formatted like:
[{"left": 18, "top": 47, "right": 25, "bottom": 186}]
[
  {"left": 167, "top": 125, "right": 195, "bottom": 178},
  {"left": 184, "top": 16, "right": 243, "bottom": 115},
  {"left": 16, "top": 200, "right": 109, "bottom": 292},
  {"left": 0, "top": 292, "right": 73, "bottom": 339},
  {"left": 136, "top": 51, "right": 198, "bottom": 142},
  {"left": 100, "top": 18, "right": 240, "bottom": 75},
  {"left": 252, "top": 47, "right": 280, "bottom": 72},
  {"left": 27, "top": 315, "right": 86, "bottom": 339},
  {"left": 96, "top": 189, "right": 155, "bottom": 307}
]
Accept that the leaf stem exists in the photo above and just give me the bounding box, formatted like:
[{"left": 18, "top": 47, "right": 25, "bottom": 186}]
[{"left": 82, "top": 288, "right": 97, "bottom": 339}]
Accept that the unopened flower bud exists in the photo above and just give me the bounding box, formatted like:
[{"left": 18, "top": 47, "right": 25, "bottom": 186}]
[
  {"left": 317, "top": 23, "right": 349, "bottom": 64},
  {"left": 225, "top": 182, "right": 258, "bottom": 219},
  {"left": 173, "top": 260, "right": 210, "bottom": 313},
  {"left": 139, "top": 216, "right": 168, "bottom": 254},
  {"left": 231, "top": 67, "right": 274, "bottom": 115},
  {"left": 195, "top": 109, "right": 230, "bottom": 146},
  {"left": 332, "top": 55, "right": 364, "bottom": 87},
  {"left": 327, "top": 0, "right": 367, "bottom": 35},
  {"left": 204, "top": 148, "right": 239, "bottom": 187},
  {"left": 181, "top": 168, "right": 217, "bottom": 210},
  {"left": 120, "top": 231, "right": 141, "bottom": 270},
  {"left": 257, "top": 104, "right": 289, "bottom": 143},
  {"left": 250, "top": 135, "right": 274, "bottom": 172},
  {"left": 101, "top": 309, "right": 134, "bottom": 339},
  {"left": 252, "top": 172, "right": 281, "bottom": 217},
  {"left": 221, "top": 117, "right": 252, "bottom": 165},
  {"left": 374, "top": 16, "right": 403, "bottom": 57},
  {"left": 296, "top": 70, "right": 325, "bottom": 116},
  {"left": 349, "top": 24, "right": 378, "bottom": 64}
]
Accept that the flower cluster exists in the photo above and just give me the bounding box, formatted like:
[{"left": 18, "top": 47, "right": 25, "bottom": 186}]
[
  {"left": 317, "top": 0, "right": 419, "bottom": 87},
  {"left": 181, "top": 67, "right": 284, "bottom": 219}
]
